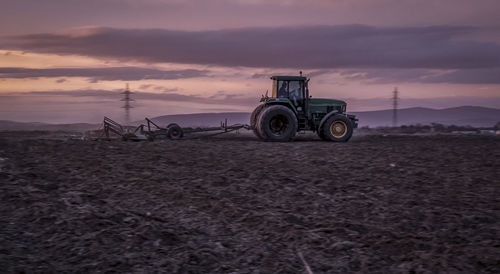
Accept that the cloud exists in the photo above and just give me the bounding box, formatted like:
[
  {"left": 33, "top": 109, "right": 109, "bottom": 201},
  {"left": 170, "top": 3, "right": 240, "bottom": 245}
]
[
  {"left": 4, "top": 25, "right": 500, "bottom": 70},
  {"left": 0, "top": 67, "right": 208, "bottom": 81},
  {"left": 340, "top": 67, "right": 500, "bottom": 84},
  {"left": 139, "top": 84, "right": 179, "bottom": 93},
  {"left": 2, "top": 0, "right": 500, "bottom": 39},
  {"left": 251, "top": 73, "right": 268, "bottom": 79},
  {"left": 3, "top": 89, "right": 257, "bottom": 106}
]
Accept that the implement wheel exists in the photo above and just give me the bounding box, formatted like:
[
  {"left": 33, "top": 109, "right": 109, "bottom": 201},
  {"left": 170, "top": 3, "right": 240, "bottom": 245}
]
[
  {"left": 321, "top": 115, "right": 353, "bottom": 142},
  {"left": 256, "top": 105, "right": 297, "bottom": 142},
  {"left": 250, "top": 104, "right": 266, "bottom": 139},
  {"left": 167, "top": 123, "right": 184, "bottom": 140}
]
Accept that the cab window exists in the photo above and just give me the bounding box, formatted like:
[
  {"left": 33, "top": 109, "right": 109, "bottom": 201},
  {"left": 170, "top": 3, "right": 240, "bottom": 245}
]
[
  {"left": 277, "top": 81, "right": 288, "bottom": 98},
  {"left": 289, "top": 81, "right": 304, "bottom": 107},
  {"left": 288, "top": 81, "right": 303, "bottom": 100}
]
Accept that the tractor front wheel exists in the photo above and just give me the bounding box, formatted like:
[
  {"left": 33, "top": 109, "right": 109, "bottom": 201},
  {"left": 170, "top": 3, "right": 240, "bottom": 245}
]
[
  {"left": 321, "top": 115, "right": 353, "bottom": 142},
  {"left": 256, "top": 105, "right": 297, "bottom": 142}
]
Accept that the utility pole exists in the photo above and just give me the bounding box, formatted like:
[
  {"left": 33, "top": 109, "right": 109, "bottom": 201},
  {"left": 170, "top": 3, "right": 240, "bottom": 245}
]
[
  {"left": 392, "top": 87, "right": 398, "bottom": 127},
  {"left": 121, "top": 83, "right": 133, "bottom": 127}
]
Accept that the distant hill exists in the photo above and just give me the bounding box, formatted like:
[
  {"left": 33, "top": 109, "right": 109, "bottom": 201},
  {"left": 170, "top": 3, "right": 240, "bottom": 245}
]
[
  {"left": 1, "top": 106, "right": 498, "bottom": 131},
  {"left": 148, "top": 106, "right": 500, "bottom": 128},
  {"left": 352, "top": 106, "right": 500, "bottom": 127}
]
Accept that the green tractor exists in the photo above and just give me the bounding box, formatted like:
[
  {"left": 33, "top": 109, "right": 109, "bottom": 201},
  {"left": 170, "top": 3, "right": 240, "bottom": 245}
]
[{"left": 251, "top": 74, "right": 358, "bottom": 142}]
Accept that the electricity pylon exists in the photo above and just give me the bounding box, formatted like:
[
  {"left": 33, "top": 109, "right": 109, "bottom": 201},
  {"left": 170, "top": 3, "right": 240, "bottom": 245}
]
[
  {"left": 392, "top": 87, "right": 398, "bottom": 127},
  {"left": 121, "top": 83, "right": 134, "bottom": 127}
]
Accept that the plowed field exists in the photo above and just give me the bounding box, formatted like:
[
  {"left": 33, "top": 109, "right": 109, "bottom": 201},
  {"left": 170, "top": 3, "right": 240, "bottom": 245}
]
[{"left": 0, "top": 132, "right": 498, "bottom": 273}]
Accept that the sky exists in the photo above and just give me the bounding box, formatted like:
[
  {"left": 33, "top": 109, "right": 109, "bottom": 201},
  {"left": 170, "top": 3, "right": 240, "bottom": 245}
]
[{"left": 1, "top": 0, "right": 500, "bottom": 123}]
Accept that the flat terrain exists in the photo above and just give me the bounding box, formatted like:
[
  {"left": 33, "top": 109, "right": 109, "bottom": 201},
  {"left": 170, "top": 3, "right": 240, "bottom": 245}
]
[{"left": 0, "top": 132, "right": 499, "bottom": 273}]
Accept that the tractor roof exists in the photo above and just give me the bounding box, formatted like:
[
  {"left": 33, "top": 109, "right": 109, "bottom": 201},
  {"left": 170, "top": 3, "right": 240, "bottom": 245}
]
[{"left": 270, "top": 76, "right": 307, "bottom": 81}]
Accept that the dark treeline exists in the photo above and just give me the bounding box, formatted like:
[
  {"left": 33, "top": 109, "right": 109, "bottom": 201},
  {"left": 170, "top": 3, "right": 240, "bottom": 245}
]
[{"left": 357, "top": 122, "right": 500, "bottom": 134}]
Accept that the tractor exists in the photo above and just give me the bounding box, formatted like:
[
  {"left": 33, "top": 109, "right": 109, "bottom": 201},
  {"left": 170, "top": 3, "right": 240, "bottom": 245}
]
[{"left": 251, "top": 74, "right": 358, "bottom": 142}]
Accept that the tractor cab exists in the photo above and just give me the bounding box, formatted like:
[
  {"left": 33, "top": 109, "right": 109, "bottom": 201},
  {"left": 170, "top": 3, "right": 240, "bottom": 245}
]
[{"left": 270, "top": 75, "right": 308, "bottom": 114}]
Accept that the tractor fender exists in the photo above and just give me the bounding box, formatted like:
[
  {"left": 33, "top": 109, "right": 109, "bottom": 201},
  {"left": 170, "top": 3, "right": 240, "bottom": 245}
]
[
  {"left": 318, "top": 110, "right": 341, "bottom": 131},
  {"left": 265, "top": 101, "right": 298, "bottom": 115}
]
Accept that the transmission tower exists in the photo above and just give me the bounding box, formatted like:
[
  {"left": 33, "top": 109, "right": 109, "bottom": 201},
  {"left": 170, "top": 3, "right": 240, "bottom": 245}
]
[
  {"left": 121, "top": 83, "right": 134, "bottom": 127},
  {"left": 392, "top": 87, "right": 399, "bottom": 127}
]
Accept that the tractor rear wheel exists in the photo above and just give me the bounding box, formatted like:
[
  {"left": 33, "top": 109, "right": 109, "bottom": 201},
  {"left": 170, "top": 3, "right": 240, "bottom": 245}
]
[
  {"left": 167, "top": 123, "right": 184, "bottom": 140},
  {"left": 250, "top": 104, "right": 266, "bottom": 140},
  {"left": 256, "top": 105, "right": 297, "bottom": 142},
  {"left": 321, "top": 115, "right": 353, "bottom": 142}
]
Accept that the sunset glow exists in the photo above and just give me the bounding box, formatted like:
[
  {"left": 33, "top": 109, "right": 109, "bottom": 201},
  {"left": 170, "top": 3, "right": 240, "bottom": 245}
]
[{"left": 1, "top": 0, "right": 499, "bottom": 123}]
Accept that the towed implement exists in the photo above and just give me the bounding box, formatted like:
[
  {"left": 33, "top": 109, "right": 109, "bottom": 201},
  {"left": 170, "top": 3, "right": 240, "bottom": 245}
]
[
  {"left": 251, "top": 74, "right": 358, "bottom": 142},
  {"left": 94, "top": 116, "right": 249, "bottom": 141}
]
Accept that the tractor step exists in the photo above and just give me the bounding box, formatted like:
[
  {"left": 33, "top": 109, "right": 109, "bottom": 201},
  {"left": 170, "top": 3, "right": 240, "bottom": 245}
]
[{"left": 298, "top": 118, "right": 307, "bottom": 129}]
